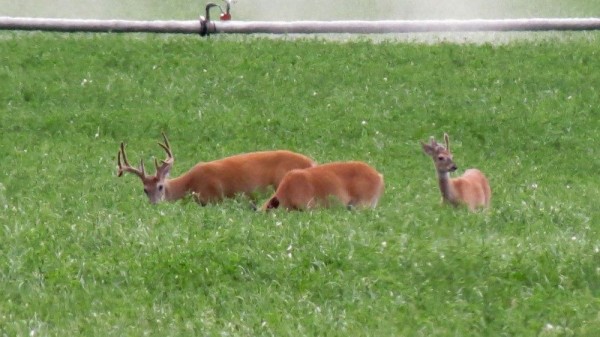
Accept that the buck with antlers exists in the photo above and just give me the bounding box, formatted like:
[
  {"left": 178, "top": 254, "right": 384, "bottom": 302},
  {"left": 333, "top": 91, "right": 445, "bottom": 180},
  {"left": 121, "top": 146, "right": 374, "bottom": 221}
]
[
  {"left": 117, "top": 133, "right": 316, "bottom": 205},
  {"left": 261, "top": 161, "right": 384, "bottom": 211},
  {"left": 421, "top": 133, "right": 491, "bottom": 211}
]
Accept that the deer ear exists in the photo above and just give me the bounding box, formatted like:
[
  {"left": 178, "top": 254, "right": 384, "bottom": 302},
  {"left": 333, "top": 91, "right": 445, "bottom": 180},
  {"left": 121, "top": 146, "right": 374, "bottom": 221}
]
[
  {"left": 158, "top": 166, "right": 171, "bottom": 180},
  {"left": 429, "top": 136, "right": 436, "bottom": 146},
  {"left": 156, "top": 158, "right": 171, "bottom": 179},
  {"left": 444, "top": 133, "right": 450, "bottom": 151},
  {"left": 421, "top": 141, "right": 435, "bottom": 156}
]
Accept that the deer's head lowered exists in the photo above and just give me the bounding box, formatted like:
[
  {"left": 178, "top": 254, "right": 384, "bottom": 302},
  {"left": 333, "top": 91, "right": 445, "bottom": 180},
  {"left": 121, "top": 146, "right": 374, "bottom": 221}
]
[{"left": 117, "top": 133, "right": 174, "bottom": 204}]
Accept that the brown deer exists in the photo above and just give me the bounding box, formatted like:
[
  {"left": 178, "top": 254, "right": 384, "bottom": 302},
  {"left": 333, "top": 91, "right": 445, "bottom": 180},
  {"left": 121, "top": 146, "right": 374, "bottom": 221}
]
[
  {"left": 261, "top": 161, "right": 384, "bottom": 211},
  {"left": 117, "top": 133, "right": 316, "bottom": 205},
  {"left": 421, "top": 133, "right": 491, "bottom": 211}
]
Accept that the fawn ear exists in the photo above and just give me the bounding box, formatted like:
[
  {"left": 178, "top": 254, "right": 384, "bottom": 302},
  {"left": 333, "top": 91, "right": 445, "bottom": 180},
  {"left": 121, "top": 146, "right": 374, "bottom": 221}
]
[
  {"left": 421, "top": 141, "right": 435, "bottom": 156},
  {"left": 444, "top": 133, "right": 450, "bottom": 151}
]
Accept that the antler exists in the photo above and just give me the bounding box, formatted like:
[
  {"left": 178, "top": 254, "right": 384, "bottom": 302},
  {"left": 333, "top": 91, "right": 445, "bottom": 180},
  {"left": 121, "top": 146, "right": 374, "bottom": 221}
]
[
  {"left": 117, "top": 142, "right": 146, "bottom": 179},
  {"left": 154, "top": 132, "right": 174, "bottom": 177},
  {"left": 444, "top": 133, "right": 450, "bottom": 152}
]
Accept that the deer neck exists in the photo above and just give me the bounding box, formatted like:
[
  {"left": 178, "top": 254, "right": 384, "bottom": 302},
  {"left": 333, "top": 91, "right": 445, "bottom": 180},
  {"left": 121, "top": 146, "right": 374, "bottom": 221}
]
[
  {"left": 437, "top": 171, "right": 458, "bottom": 206},
  {"left": 164, "top": 173, "right": 192, "bottom": 201}
]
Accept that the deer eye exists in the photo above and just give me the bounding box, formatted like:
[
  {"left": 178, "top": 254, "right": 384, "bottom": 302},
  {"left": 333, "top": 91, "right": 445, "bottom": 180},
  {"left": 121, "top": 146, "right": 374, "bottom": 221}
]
[
  {"left": 158, "top": 185, "right": 164, "bottom": 191},
  {"left": 437, "top": 156, "right": 445, "bottom": 161}
]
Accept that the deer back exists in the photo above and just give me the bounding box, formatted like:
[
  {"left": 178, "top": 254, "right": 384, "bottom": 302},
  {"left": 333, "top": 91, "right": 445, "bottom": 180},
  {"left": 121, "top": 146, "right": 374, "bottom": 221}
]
[
  {"left": 451, "top": 169, "right": 491, "bottom": 210},
  {"left": 262, "top": 161, "right": 384, "bottom": 210},
  {"left": 187, "top": 150, "right": 315, "bottom": 205}
]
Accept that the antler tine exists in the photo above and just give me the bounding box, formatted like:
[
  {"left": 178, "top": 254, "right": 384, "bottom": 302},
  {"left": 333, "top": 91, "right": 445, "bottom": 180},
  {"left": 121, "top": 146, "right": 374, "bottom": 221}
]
[
  {"left": 157, "top": 132, "right": 174, "bottom": 165},
  {"left": 161, "top": 132, "right": 171, "bottom": 151},
  {"left": 140, "top": 158, "right": 146, "bottom": 176},
  {"left": 117, "top": 142, "right": 128, "bottom": 177},
  {"left": 119, "top": 142, "right": 128, "bottom": 165},
  {"left": 155, "top": 132, "right": 174, "bottom": 177},
  {"left": 117, "top": 142, "right": 146, "bottom": 179}
]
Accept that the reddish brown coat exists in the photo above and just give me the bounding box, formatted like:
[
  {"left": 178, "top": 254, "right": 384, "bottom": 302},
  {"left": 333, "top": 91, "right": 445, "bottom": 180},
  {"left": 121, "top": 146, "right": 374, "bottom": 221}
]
[
  {"left": 421, "top": 133, "right": 491, "bottom": 211},
  {"left": 168, "top": 150, "right": 316, "bottom": 205},
  {"left": 117, "top": 134, "right": 315, "bottom": 205},
  {"left": 262, "top": 161, "right": 384, "bottom": 211}
]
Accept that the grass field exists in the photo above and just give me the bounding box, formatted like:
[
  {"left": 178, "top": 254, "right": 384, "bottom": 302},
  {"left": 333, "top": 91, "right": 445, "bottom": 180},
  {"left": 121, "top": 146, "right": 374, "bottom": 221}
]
[{"left": 1, "top": 29, "right": 600, "bottom": 336}]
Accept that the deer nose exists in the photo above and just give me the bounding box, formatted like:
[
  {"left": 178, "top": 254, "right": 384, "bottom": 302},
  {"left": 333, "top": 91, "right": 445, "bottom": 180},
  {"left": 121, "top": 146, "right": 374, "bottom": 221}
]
[{"left": 449, "top": 164, "right": 458, "bottom": 172}]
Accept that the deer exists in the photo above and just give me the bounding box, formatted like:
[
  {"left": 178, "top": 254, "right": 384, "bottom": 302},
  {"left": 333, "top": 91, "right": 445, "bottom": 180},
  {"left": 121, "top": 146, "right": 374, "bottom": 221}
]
[
  {"left": 421, "top": 133, "right": 491, "bottom": 211},
  {"left": 117, "top": 133, "right": 316, "bottom": 205},
  {"left": 261, "top": 161, "right": 384, "bottom": 211}
]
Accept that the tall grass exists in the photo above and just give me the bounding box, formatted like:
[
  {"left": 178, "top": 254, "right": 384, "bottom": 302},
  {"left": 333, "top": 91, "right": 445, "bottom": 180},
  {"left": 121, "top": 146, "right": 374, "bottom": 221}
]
[{"left": 0, "top": 32, "right": 599, "bottom": 336}]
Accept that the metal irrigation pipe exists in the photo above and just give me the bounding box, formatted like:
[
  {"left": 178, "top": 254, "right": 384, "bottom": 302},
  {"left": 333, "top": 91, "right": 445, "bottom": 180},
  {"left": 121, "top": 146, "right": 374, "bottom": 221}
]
[
  {"left": 1, "top": 17, "right": 600, "bottom": 35},
  {"left": 0, "top": 17, "right": 202, "bottom": 34},
  {"left": 211, "top": 18, "right": 600, "bottom": 34}
]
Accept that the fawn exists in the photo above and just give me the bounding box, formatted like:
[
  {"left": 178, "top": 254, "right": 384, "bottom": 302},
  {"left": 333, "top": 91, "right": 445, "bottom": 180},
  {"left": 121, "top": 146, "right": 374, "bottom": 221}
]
[
  {"left": 261, "top": 161, "right": 384, "bottom": 211},
  {"left": 117, "top": 133, "right": 316, "bottom": 205},
  {"left": 421, "top": 133, "right": 491, "bottom": 211}
]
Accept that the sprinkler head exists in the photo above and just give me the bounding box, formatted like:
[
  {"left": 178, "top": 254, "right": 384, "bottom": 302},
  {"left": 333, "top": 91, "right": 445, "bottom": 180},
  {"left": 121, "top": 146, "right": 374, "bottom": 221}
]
[{"left": 220, "top": 12, "right": 231, "bottom": 20}]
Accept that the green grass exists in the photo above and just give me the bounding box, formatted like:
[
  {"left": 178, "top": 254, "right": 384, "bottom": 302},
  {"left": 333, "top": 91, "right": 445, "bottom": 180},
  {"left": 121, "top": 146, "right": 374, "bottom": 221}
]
[{"left": 1, "top": 31, "right": 600, "bottom": 336}]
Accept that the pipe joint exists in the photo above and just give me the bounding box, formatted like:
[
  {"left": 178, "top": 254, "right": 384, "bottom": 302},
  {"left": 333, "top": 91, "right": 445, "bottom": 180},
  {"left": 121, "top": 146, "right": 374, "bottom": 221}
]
[{"left": 200, "top": 1, "right": 232, "bottom": 36}]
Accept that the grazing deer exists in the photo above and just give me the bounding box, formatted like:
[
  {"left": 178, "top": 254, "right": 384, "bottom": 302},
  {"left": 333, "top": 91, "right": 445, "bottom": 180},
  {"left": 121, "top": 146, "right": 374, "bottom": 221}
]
[
  {"left": 421, "top": 133, "right": 491, "bottom": 211},
  {"left": 261, "top": 161, "right": 384, "bottom": 211},
  {"left": 117, "top": 133, "right": 316, "bottom": 205}
]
